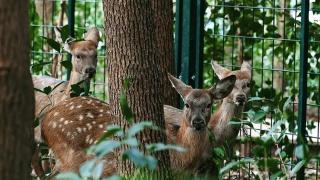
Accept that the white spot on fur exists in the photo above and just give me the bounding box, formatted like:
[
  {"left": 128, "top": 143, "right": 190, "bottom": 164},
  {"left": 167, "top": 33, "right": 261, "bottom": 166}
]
[
  {"left": 99, "top": 124, "right": 104, "bottom": 129},
  {"left": 79, "top": 115, "right": 84, "bottom": 121},
  {"left": 64, "top": 120, "right": 69, "bottom": 125},
  {"left": 76, "top": 105, "right": 82, "bottom": 109},
  {"left": 87, "top": 112, "right": 94, "bottom": 119},
  {"left": 99, "top": 109, "right": 104, "bottom": 113},
  {"left": 52, "top": 122, "right": 57, "bottom": 128},
  {"left": 89, "top": 138, "right": 94, "bottom": 144},
  {"left": 98, "top": 114, "right": 103, "bottom": 117},
  {"left": 59, "top": 118, "right": 65, "bottom": 122},
  {"left": 59, "top": 124, "right": 62, "bottom": 128},
  {"left": 83, "top": 127, "right": 87, "bottom": 132},
  {"left": 86, "top": 123, "right": 92, "bottom": 130},
  {"left": 70, "top": 105, "right": 75, "bottom": 110},
  {"left": 86, "top": 99, "right": 93, "bottom": 105},
  {"left": 81, "top": 97, "right": 87, "bottom": 100},
  {"left": 53, "top": 112, "right": 59, "bottom": 116},
  {"left": 92, "top": 121, "right": 96, "bottom": 125},
  {"left": 62, "top": 128, "right": 65, "bottom": 132},
  {"left": 85, "top": 135, "right": 91, "bottom": 143},
  {"left": 77, "top": 127, "right": 82, "bottom": 133},
  {"left": 67, "top": 132, "right": 71, "bottom": 137}
]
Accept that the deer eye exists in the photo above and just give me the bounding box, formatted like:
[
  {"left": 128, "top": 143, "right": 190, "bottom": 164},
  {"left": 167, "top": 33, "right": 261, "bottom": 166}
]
[
  {"left": 76, "top": 55, "right": 81, "bottom": 59},
  {"left": 247, "top": 82, "right": 251, "bottom": 88},
  {"left": 185, "top": 103, "right": 190, "bottom": 108},
  {"left": 206, "top": 103, "right": 212, "bottom": 109}
]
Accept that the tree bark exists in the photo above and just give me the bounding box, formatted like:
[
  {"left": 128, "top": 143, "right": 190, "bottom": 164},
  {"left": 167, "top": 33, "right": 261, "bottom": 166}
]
[
  {"left": 151, "top": 1, "right": 177, "bottom": 107},
  {"left": 103, "top": 0, "right": 171, "bottom": 178},
  {"left": 0, "top": 1, "right": 34, "bottom": 180}
]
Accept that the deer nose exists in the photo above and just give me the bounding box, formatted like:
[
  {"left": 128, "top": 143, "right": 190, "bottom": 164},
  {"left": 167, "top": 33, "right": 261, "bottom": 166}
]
[
  {"left": 235, "top": 94, "right": 246, "bottom": 105},
  {"left": 192, "top": 118, "right": 205, "bottom": 131},
  {"left": 85, "top": 67, "right": 96, "bottom": 78}
]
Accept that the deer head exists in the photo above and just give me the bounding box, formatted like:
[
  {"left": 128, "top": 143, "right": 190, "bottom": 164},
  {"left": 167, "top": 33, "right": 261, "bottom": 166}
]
[
  {"left": 55, "top": 27, "right": 100, "bottom": 81},
  {"left": 167, "top": 73, "right": 236, "bottom": 131},
  {"left": 211, "top": 61, "right": 252, "bottom": 106}
]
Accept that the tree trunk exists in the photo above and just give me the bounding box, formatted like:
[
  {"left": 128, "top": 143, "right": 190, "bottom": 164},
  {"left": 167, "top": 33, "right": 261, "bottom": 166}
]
[
  {"left": 0, "top": 1, "right": 34, "bottom": 180},
  {"left": 103, "top": 0, "right": 171, "bottom": 178},
  {"left": 151, "top": 1, "right": 177, "bottom": 107}
]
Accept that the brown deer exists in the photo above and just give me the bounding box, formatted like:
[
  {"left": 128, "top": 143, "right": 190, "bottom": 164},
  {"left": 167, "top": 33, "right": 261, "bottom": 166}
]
[
  {"left": 32, "top": 27, "right": 100, "bottom": 177},
  {"left": 209, "top": 60, "right": 252, "bottom": 145},
  {"left": 165, "top": 74, "right": 236, "bottom": 173},
  {"left": 38, "top": 74, "right": 236, "bottom": 176}
]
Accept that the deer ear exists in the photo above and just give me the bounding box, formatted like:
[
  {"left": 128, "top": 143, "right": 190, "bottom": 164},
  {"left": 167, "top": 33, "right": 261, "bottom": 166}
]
[
  {"left": 167, "top": 73, "right": 192, "bottom": 101},
  {"left": 240, "top": 60, "right": 252, "bottom": 78},
  {"left": 211, "top": 61, "right": 231, "bottom": 80},
  {"left": 84, "top": 27, "right": 100, "bottom": 47},
  {"left": 209, "top": 75, "right": 236, "bottom": 100}
]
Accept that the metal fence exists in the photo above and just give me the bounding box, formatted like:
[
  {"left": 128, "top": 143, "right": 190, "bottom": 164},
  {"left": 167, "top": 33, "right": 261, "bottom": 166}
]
[{"left": 30, "top": 0, "right": 320, "bottom": 179}]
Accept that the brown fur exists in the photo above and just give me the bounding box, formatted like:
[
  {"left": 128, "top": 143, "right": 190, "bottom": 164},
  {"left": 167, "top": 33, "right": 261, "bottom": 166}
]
[
  {"left": 209, "top": 61, "right": 252, "bottom": 145},
  {"left": 41, "top": 97, "right": 116, "bottom": 176}
]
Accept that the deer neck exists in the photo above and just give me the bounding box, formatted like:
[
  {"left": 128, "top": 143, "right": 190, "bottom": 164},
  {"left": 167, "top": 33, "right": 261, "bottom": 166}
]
[
  {"left": 218, "top": 99, "right": 244, "bottom": 122},
  {"left": 65, "top": 70, "right": 86, "bottom": 96},
  {"left": 171, "top": 118, "right": 209, "bottom": 170},
  {"left": 211, "top": 99, "right": 244, "bottom": 144}
]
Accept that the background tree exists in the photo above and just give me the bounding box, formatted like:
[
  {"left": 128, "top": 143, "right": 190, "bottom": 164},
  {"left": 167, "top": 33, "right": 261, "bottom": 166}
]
[
  {"left": 103, "top": 0, "right": 173, "bottom": 178},
  {"left": 0, "top": 1, "right": 34, "bottom": 180}
]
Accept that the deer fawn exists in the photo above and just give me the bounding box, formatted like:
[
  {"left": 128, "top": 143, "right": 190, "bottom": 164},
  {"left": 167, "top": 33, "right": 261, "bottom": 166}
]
[
  {"left": 33, "top": 27, "right": 100, "bottom": 121},
  {"left": 38, "top": 73, "right": 236, "bottom": 176},
  {"left": 209, "top": 60, "right": 252, "bottom": 145},
  {"left": 32, "top": 27, "right": 100, "bottom": 177},
  {"left": 165, "top": 74, "right": 236, "bottom": 173}
]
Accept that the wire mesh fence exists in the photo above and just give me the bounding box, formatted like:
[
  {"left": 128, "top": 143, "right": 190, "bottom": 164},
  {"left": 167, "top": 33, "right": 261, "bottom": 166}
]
[
  {"left": 203, "top": 0, "right": 320, "bottom": 179},
  {"left": 29, "top": 0, "right": 320, "bottom": 179},
  {"left": 30, "top": 0, "right": 107, "bottom": 100}
]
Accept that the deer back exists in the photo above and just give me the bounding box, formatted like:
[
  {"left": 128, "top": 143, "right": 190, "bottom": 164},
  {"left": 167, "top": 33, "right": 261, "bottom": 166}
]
[{"left": 41, "top": 96, "right": 115, "bottom": 175}]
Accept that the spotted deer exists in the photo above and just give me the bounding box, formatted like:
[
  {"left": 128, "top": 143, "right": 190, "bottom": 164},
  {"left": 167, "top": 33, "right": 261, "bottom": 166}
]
[
  {"left": 33, "top": 27, "right": 100, "bottom": 121},
  {"left": 32, "top": 27, "right": 100, "bottom": 177},
  {"left": 38, "top": 73, "right": 236, "bottom": 176}
]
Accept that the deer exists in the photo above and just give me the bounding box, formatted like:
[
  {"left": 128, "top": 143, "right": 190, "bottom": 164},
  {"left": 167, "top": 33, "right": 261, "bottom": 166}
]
[
  {"left": 33, "top": 27, "right": 100, "bottom": 121},
  {"left": 38, "top": 73, "right": 236, "bottom": 177},
  {"left": 31, "top": 27, "right": 100, "bottom": 178},
  {"left": 164, "top": 61, "right": 251, "bottom": 174},
  {"left": 209, "top": 60, "right": 252, "bottom": 146}
]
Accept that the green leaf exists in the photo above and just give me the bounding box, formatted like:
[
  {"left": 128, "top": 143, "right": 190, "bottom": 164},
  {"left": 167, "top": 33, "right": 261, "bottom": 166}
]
[
  {"left": 93, "top": 140, "right": 121, "bottom": 158},
  {"left": 122, "top": 148, "right": 158, "bottom": 170},
  {"left": 294, "top": 145, "right": 305, "bottom": 159},
  {"left": 289, "top": 160, "right": 306, "bottom": 177},
  {"left": 92, "top": 162, "right": 104, "bottom": 179},
  {"left": 123, "top": 137, "right": 139, "bottom": 147},
  {"left": 55, "top": 172, "right": 82, "bottom": 180},
  {"left": 127, "top": 121, "right": 153, "bottom": 137},
  {"left": 60, "top": 60, "right": 73, "bottom": 71},
  {"left": 43, "top": 86, "right": 52, "bottom": 95},
  {"left": 253, "top": 110, "right": 266, "bottom": 123},
  {"left": 228, "top": 119, "right": 254, "bottom": 129},
  {"left": 247, "top": 97, "right": 266, "bottom": 102},
  {"left": 41, "top": 36, "right": 61, "bottom": 52},
  {"left": 146, "top": 143, "right": 185, "bottom": 153},
  {"left": 104, "top": 175, "right": 123, "bottom": 180},
  {"left": 96, "top": 125, "right": 122, "bottom": 144},
  {"left": 213, "top": 147, "right": 225, "bottom": 159},
  {"left": 79, "top": 159, "right": 95, "bottom": 178},
  {"left": 119, "top": 93, "right": 134, "bottom": 123},
  {"left": 60, "top": 25, "right": 70, "bottom": 42}
]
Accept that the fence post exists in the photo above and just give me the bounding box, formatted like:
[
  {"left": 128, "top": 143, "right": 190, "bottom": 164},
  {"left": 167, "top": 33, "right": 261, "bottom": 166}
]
[
  {"left": 174, "top": 0, "right": 204, "bottom": 88},
  {"left": 67, "top": 0, "right": 75, "bottom": 80},
  {"left": 297, "top": 1, "right": 309, "bottom": 179}
]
